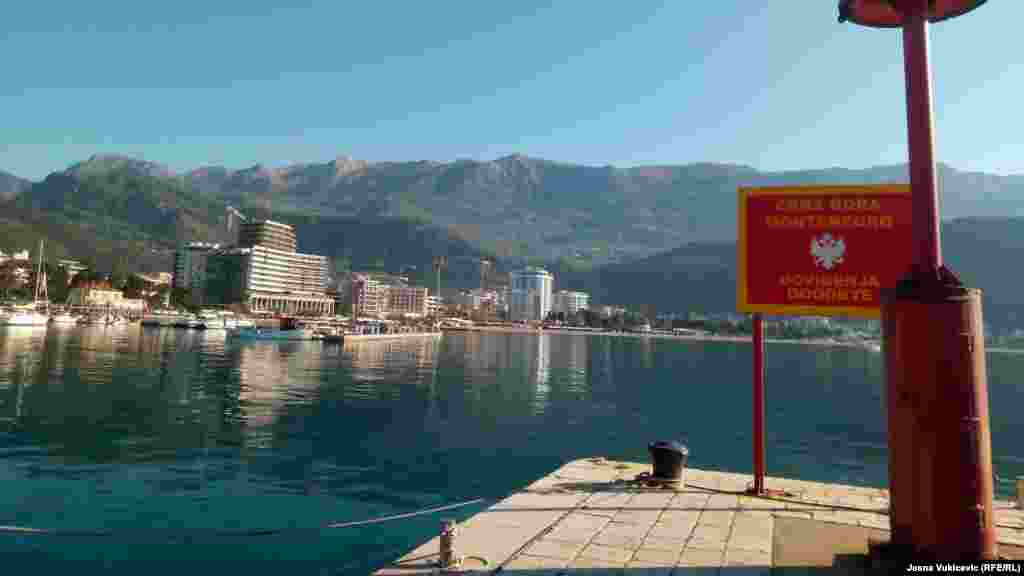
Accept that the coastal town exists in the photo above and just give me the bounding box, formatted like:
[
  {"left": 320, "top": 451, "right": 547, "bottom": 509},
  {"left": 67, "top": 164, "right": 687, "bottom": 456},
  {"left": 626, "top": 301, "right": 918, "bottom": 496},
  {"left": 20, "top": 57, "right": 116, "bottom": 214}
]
[{"left": 0, "top": 210, "right": 897, "bottom": 348}]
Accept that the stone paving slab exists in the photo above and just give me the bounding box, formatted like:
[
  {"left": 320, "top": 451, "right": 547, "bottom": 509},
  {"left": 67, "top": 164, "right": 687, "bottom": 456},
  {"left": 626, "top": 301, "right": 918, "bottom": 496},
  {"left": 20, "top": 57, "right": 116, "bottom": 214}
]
[{"left": 373, "top": 458, "right": 1024, "bottom": 575}]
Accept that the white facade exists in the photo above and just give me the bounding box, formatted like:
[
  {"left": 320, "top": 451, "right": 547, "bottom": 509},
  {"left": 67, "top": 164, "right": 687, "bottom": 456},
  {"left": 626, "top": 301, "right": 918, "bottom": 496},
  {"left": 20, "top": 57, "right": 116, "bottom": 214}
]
[
  {"left": 245, "top": 245, "right": 328, "bottom": 296},
  {"left": 427, "top": 295, "right": 443, "bottom": 316},
  {"left": 352, "top": 274, "right": 383, "bottom": 317},
  {"left": 205, "top": 245, "right": 333, "bottom": 315},
  {"left": 553, "top": 290, "right": 589, "bottom": 316},
  {"left": 509, "top": 267, "right": 554, "bottom": 322},
  {"left": 597, "top": 305, "right": 626, "bottom": 318}
]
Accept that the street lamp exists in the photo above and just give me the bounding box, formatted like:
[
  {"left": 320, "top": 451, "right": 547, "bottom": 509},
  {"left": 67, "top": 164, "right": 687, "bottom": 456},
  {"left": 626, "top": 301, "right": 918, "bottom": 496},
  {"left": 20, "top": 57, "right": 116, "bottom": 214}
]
[{"left": 839, "top": 0, "right": 995, "bottom": 562}]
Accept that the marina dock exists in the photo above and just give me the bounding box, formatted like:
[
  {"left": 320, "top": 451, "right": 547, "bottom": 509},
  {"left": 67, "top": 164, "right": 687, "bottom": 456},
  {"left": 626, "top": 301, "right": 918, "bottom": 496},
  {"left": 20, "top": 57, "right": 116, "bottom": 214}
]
[
  {"left": 373, "top": 458, "right": 1024, "bottom": 574},
  {"left": 343, "top": 331, "right": 443, "bottom": 342}
]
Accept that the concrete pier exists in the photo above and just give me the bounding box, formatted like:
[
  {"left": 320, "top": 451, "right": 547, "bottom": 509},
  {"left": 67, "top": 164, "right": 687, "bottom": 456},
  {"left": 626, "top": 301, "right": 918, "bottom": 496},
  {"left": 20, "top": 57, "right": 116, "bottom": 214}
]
[{"left": 373, "top": 458, "right": 1024, "bottom": 574}]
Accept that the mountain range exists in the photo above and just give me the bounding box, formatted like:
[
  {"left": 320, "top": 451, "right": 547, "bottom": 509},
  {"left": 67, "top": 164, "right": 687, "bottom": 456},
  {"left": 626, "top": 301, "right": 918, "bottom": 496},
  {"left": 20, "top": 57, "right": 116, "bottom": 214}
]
[{"left": 2, "top": 154, "right": 1024, "bottom": 330}]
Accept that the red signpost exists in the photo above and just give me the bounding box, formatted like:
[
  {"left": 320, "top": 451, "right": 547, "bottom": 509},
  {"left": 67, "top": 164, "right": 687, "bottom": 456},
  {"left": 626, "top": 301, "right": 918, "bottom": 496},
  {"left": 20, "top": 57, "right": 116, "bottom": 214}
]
[
  {"left": 737, "top": 185, "right": 914, "bottom": 495},
  {"left": 738, "top": 185, "right": 914, "bottom": 319}
]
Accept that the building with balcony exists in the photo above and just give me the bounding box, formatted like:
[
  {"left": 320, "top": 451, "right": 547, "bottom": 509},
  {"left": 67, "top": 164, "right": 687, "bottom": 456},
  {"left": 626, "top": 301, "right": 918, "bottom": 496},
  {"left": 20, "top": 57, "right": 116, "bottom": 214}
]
[
  {"left": 553, "top": 290, "right": 589, "bottom": 316},
  {"left": 203, "top": 219, "right": 333, "bottom": 315},
  {"left": 386, "top": 285, "right": 429, "bottom": 317},
  {"left": 237, "top": 220, "right": 297, "bottom": 253},
  {"left": 509, "top": 267, "right": 554, "bottom": 322},
  {"left": 350, "top": 274, "right": 433, "bottom": 318},
  {"left": 597, "top": 305, "right": 627, "bottom": 318},
  {"left": 352, "top": 274, "right": 384, "bottom": 317},
  {"left": 67, "top": 280, "right": 125, "bottom": 308},
  {"left": 205, "top": 245, "right": 333, "bottom": 315},
  {"left": 427, "top": 295, "right": 443, "bottom": 317}
]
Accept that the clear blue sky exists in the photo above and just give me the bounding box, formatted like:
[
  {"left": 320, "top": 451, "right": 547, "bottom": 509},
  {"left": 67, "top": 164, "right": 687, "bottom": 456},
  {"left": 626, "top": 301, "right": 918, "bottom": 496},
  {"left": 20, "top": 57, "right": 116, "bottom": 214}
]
[{"left": 1, "top": 1, "right": 1020, "bottom": 180}]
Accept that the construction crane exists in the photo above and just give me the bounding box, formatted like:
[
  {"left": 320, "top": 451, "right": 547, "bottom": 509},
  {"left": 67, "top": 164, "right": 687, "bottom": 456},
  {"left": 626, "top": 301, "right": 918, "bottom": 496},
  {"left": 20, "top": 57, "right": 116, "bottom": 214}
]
[
  {"left": 432, "top": 256, "right": 447, "bottom": 302},
  {"left": 479, "top": 258, "right": 492, "bottom": 293},
  {"left": 226, "top": 206, "right": 247, "bottom": 235}
]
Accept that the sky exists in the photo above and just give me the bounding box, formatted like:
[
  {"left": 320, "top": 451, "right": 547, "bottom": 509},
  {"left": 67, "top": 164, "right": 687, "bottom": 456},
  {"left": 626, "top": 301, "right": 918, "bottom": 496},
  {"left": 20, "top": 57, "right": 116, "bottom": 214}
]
[{"left": 1, "top": 1, "right": 1021, "bottom": 180}]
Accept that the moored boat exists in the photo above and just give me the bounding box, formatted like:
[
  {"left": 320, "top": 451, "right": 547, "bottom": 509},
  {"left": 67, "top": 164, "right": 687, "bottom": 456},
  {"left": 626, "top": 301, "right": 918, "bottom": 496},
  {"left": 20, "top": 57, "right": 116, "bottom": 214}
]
[
  {"left": 228, "top": 317, "right": 313, "bottom": 341},
  {"left": 141, "top": 310, "right": 186, "bottom": 327},
  {"left": 1, "top": 306, "right": 49, "bottom": 327},
  {"left": 49, "top": 311, "right": 79, "bottom": 325}
]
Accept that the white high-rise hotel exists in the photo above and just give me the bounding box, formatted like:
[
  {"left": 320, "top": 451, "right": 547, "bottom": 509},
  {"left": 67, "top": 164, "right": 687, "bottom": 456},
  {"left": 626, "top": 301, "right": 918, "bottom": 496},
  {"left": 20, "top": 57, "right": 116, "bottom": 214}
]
[
  {"left": 509, "top": 267, "right": 554, "bottom": 322},
  {"left": 204, "top": 220, "right": 335, "bottom": 315}
]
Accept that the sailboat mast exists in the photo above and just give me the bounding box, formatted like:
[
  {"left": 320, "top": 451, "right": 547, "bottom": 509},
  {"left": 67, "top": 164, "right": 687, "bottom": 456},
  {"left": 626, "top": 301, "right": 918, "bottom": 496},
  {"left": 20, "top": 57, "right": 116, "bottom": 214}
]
[{"left": 35, "top": 239, "right": 49, "bottom": 308}]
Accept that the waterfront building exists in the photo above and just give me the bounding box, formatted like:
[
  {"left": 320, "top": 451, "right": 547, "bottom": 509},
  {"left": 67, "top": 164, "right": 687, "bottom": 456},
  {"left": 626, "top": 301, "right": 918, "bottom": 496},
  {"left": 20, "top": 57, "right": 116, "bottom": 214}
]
[
  {"left": 454, "top": 290, "right": 482, "bottom": 311},
  {"left": 205, "top": 244, "right": 333, "bottom": 315},
  {"left": 597, "top": 305, "right": 626, "bottom": 318},
  {"left": 204, "top": 220, "right": 333, "bottom": 315},
  {"left": 350, "top": 273, "right": 434, "bottom": 318},
  {"left": 67, "top": 279, "right": 123, "bottom": 307},
  {"left": 237, "top": 220, "right": 297, "bottom": 253},
  {"left": 352, "top": 274, "right": 384, "bottom": 317},
  {"left": 553, "top": 290, "right": 589, "bottom": 316},
  {"left": 172, "top": 242, "right": 220, "bottom": 300},
  {"left": 386, "top": 285, "right": 429, "bottom": 317},
  {"left": 66, "top": 279, "right": 145, "bottom": 312},
  {"left": 136, "top": 272, "right": 172, "bottom": 286},
  {"left": 509, "top": 267, "right": 554, "bottom": 322},
  {"left": 427, "top": 295, "right": 443, "bottom": 317}
]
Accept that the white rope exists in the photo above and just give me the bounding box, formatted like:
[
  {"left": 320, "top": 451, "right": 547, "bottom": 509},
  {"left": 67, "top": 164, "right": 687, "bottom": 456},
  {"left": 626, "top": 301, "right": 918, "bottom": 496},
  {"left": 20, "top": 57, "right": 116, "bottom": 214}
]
[{"left": 0, "top": 497, "right": 489, "bottom": 538}]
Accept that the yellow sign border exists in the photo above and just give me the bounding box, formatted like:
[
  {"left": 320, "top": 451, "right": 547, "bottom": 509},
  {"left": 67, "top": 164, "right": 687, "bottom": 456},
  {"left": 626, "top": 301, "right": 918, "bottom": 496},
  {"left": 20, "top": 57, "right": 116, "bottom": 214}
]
[{"left": 737, "top": 184, "right": 911, "bottom": 318}]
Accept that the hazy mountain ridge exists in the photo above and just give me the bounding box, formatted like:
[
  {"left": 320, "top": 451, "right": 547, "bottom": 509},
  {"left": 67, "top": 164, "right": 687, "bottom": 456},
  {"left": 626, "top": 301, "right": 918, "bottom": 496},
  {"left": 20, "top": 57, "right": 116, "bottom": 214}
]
[
  {"left": 3, "top": 154, "right": 1024, "bottom": 328},
  {"left": 174, "top": 156, "right": 1024, "bottom": 265},
  {"left": 0, "top": 170, "right": 32, "bottom": 200}
]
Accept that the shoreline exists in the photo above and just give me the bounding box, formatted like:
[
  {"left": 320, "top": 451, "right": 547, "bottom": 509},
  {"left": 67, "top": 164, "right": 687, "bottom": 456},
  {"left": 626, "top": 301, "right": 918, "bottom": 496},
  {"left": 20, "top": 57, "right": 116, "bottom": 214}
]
[
  {"left": 445, "top": 326, "right": 1024, "bottom": 354},
  {"left": 444, "top": 325, "right": 881, "bottom": 350}
]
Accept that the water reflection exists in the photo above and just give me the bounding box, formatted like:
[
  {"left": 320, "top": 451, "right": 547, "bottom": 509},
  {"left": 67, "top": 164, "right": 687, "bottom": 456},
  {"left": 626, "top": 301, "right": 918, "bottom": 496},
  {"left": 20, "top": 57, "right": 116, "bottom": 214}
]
[{"left": 0, "top": 327, "right": 1022, "bottom": 573}]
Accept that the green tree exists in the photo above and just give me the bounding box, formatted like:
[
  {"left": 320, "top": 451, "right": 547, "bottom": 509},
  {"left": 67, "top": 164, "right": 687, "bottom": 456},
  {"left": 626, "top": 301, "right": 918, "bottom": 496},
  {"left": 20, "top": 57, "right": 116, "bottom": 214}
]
[
  {"left": 171, "top": 287, "right": 200, "bottom": 313},
  {"left": 0, "top": 266, "right": 19, "bottom": 300},
  {"left": 46, "top": 264, "right": 70, "bottom": 304},
  {"left": 123, "top": 274, "right": 148, "bottom": 299}
]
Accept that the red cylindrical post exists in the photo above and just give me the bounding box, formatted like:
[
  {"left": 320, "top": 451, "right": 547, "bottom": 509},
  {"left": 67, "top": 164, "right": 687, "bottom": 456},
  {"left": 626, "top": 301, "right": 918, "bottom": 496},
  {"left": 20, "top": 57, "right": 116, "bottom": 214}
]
[
  {"left": 882, "top": 286, "right": 995, "bottom": 560},
  {"left": 752, "top": 313, "right": 766, "bottom": 495}
]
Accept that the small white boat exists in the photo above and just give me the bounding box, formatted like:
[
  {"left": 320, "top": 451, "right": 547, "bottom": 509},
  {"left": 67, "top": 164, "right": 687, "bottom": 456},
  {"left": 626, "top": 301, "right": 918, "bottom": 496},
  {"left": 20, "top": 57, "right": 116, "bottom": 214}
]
[
  {"left": 141, "top": 311, "right": 185, "bottom": 327},
  {"left": 49, "top": 312, "right": 79, "bottom": 325},
  {"left": 106, "top": 315, "right": 129, "bottom": 326},
  {"left": 1, "top": 307, "right": 49, "bottom": 327},
  {"left": 228, "top": 317, "right": 314, "bottom": 341}
]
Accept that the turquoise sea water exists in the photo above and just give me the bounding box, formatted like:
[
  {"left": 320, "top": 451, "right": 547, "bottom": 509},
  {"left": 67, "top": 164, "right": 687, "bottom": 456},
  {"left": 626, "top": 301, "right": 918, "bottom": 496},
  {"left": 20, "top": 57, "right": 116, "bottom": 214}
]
[{"left": 0, "top": 327, "right": 1021, "bottom": 573}]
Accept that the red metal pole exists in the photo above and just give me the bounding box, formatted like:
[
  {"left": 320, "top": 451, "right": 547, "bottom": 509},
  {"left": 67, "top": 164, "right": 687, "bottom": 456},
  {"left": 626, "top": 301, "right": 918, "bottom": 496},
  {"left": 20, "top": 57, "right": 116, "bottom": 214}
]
[
  {"left": 902, "top": 2, "right": 943, "bottom": 271},
  {"left": 752, "top": 313, "right": 765, "bottom": 495},
  {"left": 877, "top": 0, "right": 996, "bottom": 561}
]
